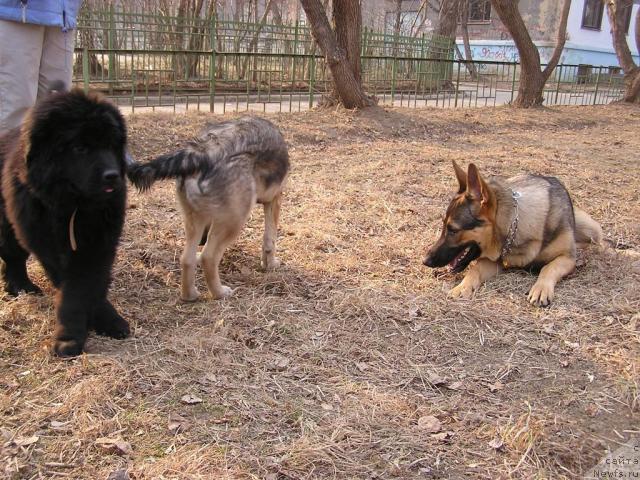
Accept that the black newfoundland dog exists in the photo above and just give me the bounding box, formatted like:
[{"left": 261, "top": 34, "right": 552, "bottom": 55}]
[{"left": 0, "top": 89, "right": 130, "bottom": 356}]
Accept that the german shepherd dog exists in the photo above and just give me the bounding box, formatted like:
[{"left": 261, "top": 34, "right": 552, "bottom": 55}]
[
  {"left": 0, "top": 89, "right": 130, "bottom": 356},
  {"left": 128, "top": 116, "right": 289, "bottom": 301},
  {"left": 423, "top": 161, "right": 602, "bottom": 307}
]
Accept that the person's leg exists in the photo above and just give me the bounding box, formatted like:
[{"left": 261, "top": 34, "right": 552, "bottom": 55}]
[
  {"left": 0, "top": 20, "right": 44, "bottom": 132},
  {"left": 37, "top": 26, "right": 74, "bottom": 100}
]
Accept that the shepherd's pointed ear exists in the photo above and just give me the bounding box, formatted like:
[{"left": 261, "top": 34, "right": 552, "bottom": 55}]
[
  {"left": 452, "top": 160, "right": 466, "bottom": 193},
  {"left": 466, "top": 163, "right": 488, "bottom": 204}
]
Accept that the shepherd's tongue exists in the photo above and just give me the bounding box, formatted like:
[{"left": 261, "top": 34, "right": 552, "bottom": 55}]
[{"left": 448, "top": 248, "right": 467, "bottom": 270}]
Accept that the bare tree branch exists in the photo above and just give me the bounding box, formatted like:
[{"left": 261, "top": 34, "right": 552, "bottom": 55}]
[{"left": 542, "top": 0, "right": 571, "bottom": 81}]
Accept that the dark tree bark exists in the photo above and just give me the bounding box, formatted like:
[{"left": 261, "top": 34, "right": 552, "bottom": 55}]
[
  {"left": 436, "top": 0, "right": 461, "bottom": 39},
  {"left": 428, "top": 0, "right": 461, "bottom": 89},
  {"left": 460, "top": 0, "right": 478, "bottom": 79},
  {"left": 300, "top": 0, "right": 376, "bottom": 108},
  {"left": 393, "top": 0, "right": 402, "bottom": 55},
  {"left": 491, "top": 0, "right": 571, "bottom": 107},
  {"left": 241, "top": 0, "right": 274, "bottom": 80},
  {"left": 606, "top": 0, "right": 640, "bottom": 103},
  {"left": 333, "top": 0, "right": 362, "bottom": 83}
]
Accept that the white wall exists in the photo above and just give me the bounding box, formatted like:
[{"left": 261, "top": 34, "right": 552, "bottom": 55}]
[{"left": 566, "top": 0, "right": 639, "bottom": 56}]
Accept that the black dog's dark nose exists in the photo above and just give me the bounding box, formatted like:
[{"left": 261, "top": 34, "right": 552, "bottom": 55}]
[
  {"left": 103, "top": 170, "right": 119, "bottom": 182},
  {"left": 423, "top": 255, "right": 434, "bottom": 267}
]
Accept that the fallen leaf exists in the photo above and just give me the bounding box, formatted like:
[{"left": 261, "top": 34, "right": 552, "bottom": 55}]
[
  {"left": 321, "top": 403, "right": 334, "bottom": 411},
  {"left": 271, "top": 356, "right": 290, "bottom": 371},
  {"left": 181, "top": 394, "right": 203, "bottom": 405},
  {"left": 488, "top": 381, "right": 504, "bottom": 392},
  {"left": 446, "top": 381, "right": 464, "bottom": 390},
  {"left": 426, "top": 371, "right": 446, "bottom": 386},
  {"left": 564, "top": 340, "right": 580, "bottom": 350},
  {"left": 417, "top": 415, "right": 441, "bottom": 433},
  {"left": 107, "top": 469, "right": 130, "bottom": 480},
  {"left": 355, "top": 362, "right": 369, "bottom": 372},
  {"left": 95, "top": 437, "right": 132, "bottom": 455},
  {"left": 168, "top": 413, "right": 189, "bottom": 433},
  {"left": 50, "top": 420, "right": 70, "bottom": 430},
  {"left": 432, "top": 431, "right": 451, "bottom": 441},
  {"left": 14, "top": 435, "right": 39, "bottom": 447},
  {"left": 488, "top": 437, "right": 504, "bottom": 450}
]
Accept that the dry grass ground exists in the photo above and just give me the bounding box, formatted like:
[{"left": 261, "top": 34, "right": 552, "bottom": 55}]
[{"left": 1, "top": 104, "right": 639, "bottom": 480}]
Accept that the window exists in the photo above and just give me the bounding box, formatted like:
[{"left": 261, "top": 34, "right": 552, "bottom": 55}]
[
  {"left": 468, "top": 0, "right": 491, "bottom": 23},
  {"left": 581, "top": 0, "right": 604, "bottom": 30}
]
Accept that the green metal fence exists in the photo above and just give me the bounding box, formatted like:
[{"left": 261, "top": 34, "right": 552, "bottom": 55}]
[{"left": 71, "top": 8, "right": 625, "bottom": 113}]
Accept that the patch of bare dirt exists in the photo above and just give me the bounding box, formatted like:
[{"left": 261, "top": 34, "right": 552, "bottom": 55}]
[{"left": 1, "top": 104, "right": 639, "bottom": 479}]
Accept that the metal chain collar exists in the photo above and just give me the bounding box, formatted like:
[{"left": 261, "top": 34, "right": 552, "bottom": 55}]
[{"left": 500, "top": 190, "right": 521, "bottom": 259}]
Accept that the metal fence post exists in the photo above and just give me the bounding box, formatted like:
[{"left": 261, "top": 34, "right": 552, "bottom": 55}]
[
  {"left": 454, "top": 61, "right": 461, "bottom": 107},
  {"left": 209, "top": 14, "right": 217, "bottom": 113},
  {"left": 108, "top": 4, "right": 115, "bottom": 95},
  {"left": 308, "top": 54, "right": 316, "bottom": 109},
  {"left": 554, "top": 64, "right": 563, "bottom": 105},
  {"left": 82, "top": 46, "right": 89, "bottom": 94},
  {"left": 510, "top": 62, "right": 517, "bottom": 103},
  {"left": 391, "top": 56, "right": 397, "bottom": 104},
  {"left": 593, "top": 67, "right": 602, "bottom": 105}
]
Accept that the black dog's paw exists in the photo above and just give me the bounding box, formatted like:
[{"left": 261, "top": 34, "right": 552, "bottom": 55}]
[
  {"left": 53, "top": 338, "right": 84, "bottom": 357},
  {"left": 93, "top": 302, "right": 130, "bottom": 339},
  {"left": 4, "top": 281, "right": 43, "bottom": 297},
  {"left": 94, "top": 314, "right": 130, "bottom": 339}
]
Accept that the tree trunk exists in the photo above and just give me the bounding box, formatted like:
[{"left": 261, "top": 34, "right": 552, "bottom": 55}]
[
  {"left": 333, "top": 0, "right": 362, "bottom": 83},
  {"left": 541, "top": 0, "right": 571, "bottom": 80},
  {"left": 606, "top": 0, "right": 640, "bottom": 103},
  {"left": 300, "top": 0, "right": 376, "bottom": 109},
  {"left": 426, "top": 0, "right": 460, "bottom": 89},
  {"left": 459, "top": 0, "right": 478, "bottom": 80},
  {"left": 241, "top": 0, "right": 274, "bottom": 80},
  {"left": 491, "top": 0, "right": 570, "bottom": 107},
  {"left": 436, "top": 0, "right": 461, "bottom": 38},
  {"left": 393, "top": 0, "right": 402, "bottom": 56}
]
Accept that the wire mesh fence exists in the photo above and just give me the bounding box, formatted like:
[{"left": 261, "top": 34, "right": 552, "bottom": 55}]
[{"left": 71, "top": 8, "right": 626, "bottom": 114}]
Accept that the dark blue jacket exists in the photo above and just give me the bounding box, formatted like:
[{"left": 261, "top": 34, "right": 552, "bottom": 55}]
[{"left": 0, "top": 1, "right": 82, "bottom": 30}]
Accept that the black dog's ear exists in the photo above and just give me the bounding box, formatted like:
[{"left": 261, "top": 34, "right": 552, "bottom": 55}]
[
  {"left": 452, "top": 160, "right": 466, "bottom": 193},
  {"left": 25, "top": 140, "right": 59, "bottom": 196}
]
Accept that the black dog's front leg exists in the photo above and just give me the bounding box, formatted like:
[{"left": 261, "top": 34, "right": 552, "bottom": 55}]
[
  {"left": 52, "top": 261, "right": 130, "bottom": 356},
  {"left": 92, "top": 300, "right": 130, "bottom": 339},
  {"left": 0, "top": 221, "right": 42, "bottom": 296},
  {"left": 53, "top": 280, "right": 91, "bottom": 357}
]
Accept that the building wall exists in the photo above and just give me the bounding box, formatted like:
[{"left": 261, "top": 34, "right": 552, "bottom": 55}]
[
  {"left": 463, "top": 0, "right": 562, "bottom": 41},
  {"left": 565, "top": 0, "right": 639, "bottom": 60},
  {"left": 460, "top": 0, "right": 640, "bottom": 67}
]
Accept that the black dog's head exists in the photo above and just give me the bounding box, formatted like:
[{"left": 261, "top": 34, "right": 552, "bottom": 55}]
[
  {"left": 23, "top": 89, "right": 127, "bottom": 203},
  {"left": 423, "top": 161, "right": 498, "bottom": 273}
]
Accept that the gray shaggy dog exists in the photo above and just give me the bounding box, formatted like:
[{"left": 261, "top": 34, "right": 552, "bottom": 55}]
[{"left": 128, "top": 116, "right": 289, "bottom": 301}]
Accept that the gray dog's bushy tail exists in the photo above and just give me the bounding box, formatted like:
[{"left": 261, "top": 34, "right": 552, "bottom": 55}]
[
  {"left": 127, "top": 116, "right": 288, "bottom": 192},
  {"left": 127, "top": 147, "right": 211, "bottom": 192}
]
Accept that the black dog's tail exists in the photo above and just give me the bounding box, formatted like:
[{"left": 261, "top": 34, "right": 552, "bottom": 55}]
[{"left": 127, "top": 147, "right": 211, "bottom": 192}]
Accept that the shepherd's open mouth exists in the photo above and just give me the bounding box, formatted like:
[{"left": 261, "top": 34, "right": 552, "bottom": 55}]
[{"left": 448, "top": 244, "right": 480, "bottom": 273}]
